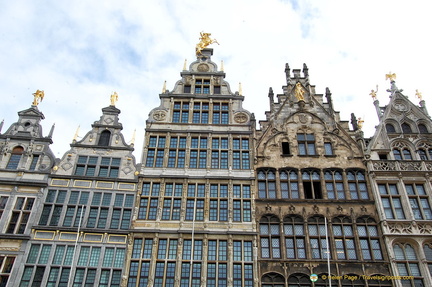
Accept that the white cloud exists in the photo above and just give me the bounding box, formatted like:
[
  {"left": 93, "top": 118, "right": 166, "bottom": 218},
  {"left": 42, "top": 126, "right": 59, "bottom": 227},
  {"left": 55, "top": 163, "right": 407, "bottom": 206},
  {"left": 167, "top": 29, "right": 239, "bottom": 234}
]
[{"left": 1, "top": 0, "right": 432, "bottom": 160}]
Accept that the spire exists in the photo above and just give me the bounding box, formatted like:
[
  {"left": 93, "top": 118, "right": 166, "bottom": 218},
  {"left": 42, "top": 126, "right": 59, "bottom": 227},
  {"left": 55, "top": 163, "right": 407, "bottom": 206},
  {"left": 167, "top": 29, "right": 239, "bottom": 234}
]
[
  {"left": 268, "top": 87, "right": 274, "bottom": 105},
  {"left": 325, "top": 87, "right": 333, "bottom": 114},
  {"left": 239, "top": 82, "right": 243, "bottom": 96},
  {"left": 183, "top": 59, "right": 187, "bottom": 71},
  {"left": 220, "top": 60, "right": 224, "bottom": 72},
  {"left": 48, "top": 123, "right": 55, "bottom": 139},
  {"left": 73, "top": 125, "right": 80, "bottom": 143},
  {"left": 162, "top": 81, "right": 167, "bottom": 93},
  {"left": 131, "top": 129, "right": 136, "bottom": 146},
  {"left": 303, "top": 63, "right": 309, "bottom": 77},
  {"left": 285, "top": 63, "right": 290, "bottom": 83}
]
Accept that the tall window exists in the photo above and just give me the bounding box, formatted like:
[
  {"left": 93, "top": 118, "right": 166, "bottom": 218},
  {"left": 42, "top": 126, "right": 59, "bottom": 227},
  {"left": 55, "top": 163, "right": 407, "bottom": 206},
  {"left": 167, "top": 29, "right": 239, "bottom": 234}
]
[
  {"left": 324, "top": 169, "right": 345, "bottom": 199},
  {"left": 6, "top": 197, "right": 34, "bottom": 234},
  {"left": 297, "top": 133, "right": 316, "bottom": 155},
  {"left": 280, "top": 169, "right": 299, "bottom": 199},
  {"left": 356, "top": 217, "right": 383, "bottom": 260},
  {"left": 347, "top": 170, "right": 369, "bottom": 199},
  {"left": 393, "top": 243, "right": 424, "bottom": 286},
  {"left": 0, "top": 256, "right": 15, "bottom": 286},
  {"left": 189, "top": 137, "right": 207, "bottom": 168},
  {"left": 302, "top": 169, "right": 322, "bottom": 199},
  {"left": 212, "top": 102, "right": 229, "bottom": 124},
  {"left": 98, "top": 157, "right": 120, "bottom": 177},
  {"left": 260, "top": 215, "right": 281, "bottom": 259},
  {"left": 6, "top": 146, "right": 24, "bottom": 169},
  {"left": 284, "top": 215, "right": 306, "bottom": 259},
  {"left": 423, "top": 243, "right": 432, "bottom": 276},
  {"left": 258, "top": 169, "right": 276, "bottom": 199},
  {"left": 128, "top": 238, "right": 153, "bottom": 286},
  {"left": 154, "top": 238, "right": 178, "bottom": 286},
  {"left": 207, "top": 240, "right": 228, "bottom": 286},
  {"left": 62, "top": 191, "right": 89, "bottom": 227},
  {"left": 192, "top": 102, "right": 209, "bottom": 123},
  {"left": 233, "top": 241, "right": 254, "bottom": 287},
  {"left": 29, "top": 155, "right": 39, "bottom": 171},
  {"left": 145, "top": 136, "right": 165, "bottom": 167},
  {"left": 138, "top": 182, "right": 160, "bottom": 220},
  {"left": 308, "top": 216, "right": 330, "bottom": 259},
  {"left": 98, "top": 130, "right": 111, "bottom": 146},
  {"left": 378, "top": 183, "right": 405, "bottom": 219},
  {"left": 181, "top": 239, "right": 202, "bottom": 287},
  {"left": 211, "top": 138, "right": 228, "bottom": 169},
  {"left": 418, "top": 124, "right": 428, "bottom": 133},
  {"left": 39, "top": 190, "right": 67, "bottom": 226},
  {"left": 172, "top": 102, "right": 189, "bottom": 123},
  {"left": 209, "top": 184, "right": 228, "bottom": 221},
  {"left": 417, "top": 142, "right": 432, "bottom": 160},
  {"left": 0, "top": 196, "right": 8, "bottom": 219},
  {"left": 161, "top": 183, "right": 183, "bottom": 220},
  {"left": 185, "top": 184, "right": 205, "bottom": 221},
  {"left": 167, "top": 136, "right": 186, "bottom": 168},
  {"left": 332, "top": 216, "right": 356, "bottom": 260},
  {"left": 232, "top": 138, "right": 250, "bottom": 169},
  {"left": 233, "top": 185, "right": 252, "bottom": 222},
  {"left": 405, "top": 184, "right": 432, "bottom": 220}
]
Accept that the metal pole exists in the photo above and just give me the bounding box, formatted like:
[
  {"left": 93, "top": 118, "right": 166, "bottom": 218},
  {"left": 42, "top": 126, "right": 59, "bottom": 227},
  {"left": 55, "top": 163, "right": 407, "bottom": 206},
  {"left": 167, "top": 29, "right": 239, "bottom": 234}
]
[
  {"left": 69, "top": 204, "right": 84, "bottom": 287},
  {"left": 324, "top": 217, "right": 331, "bottom": 287}
]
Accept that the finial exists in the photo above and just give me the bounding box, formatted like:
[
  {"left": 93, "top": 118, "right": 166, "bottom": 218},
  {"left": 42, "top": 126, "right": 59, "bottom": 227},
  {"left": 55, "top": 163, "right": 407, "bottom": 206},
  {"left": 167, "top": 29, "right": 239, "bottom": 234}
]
[
  {"left": 110, "top": 92, "right": 118, "bottom": 106},
  {"left": 196, "top": 32, "right": 219, "bottom": 55},
  {"left": 239, "top": 82, "right": 243, "bottom": 96},
  {"left": 162, "top": 81, "right": 167, "bottom": 93},
  {"left": 183, "top": 59, "right": 187, "bottom": 71},
  {"left": 220, "top": 60, "right": 224, "bottom": 72},
  {"left": 370, "top": 85, "right": 378, "bottom": 101},
  {"left": 385, "top": 72, "right": 396, "bottom": 82},
  {"left": 131, "top": 129, "right": 136, "bottom": 146},
  {"left": 32, "top": 90, "right": 44, "bottom": 106},
  {"left": 416, "top": 89, "right": 423, "bottom": 101},
  {"left": 73, "top": 125, "right": 80, "bottom": 142},
  {"left": 48, "top": 123, "right": 55, "bottom": 138}
]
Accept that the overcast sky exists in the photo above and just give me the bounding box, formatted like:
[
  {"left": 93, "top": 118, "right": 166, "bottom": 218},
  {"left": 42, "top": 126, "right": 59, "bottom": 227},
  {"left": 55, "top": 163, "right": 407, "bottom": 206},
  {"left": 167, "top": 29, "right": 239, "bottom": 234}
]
[{"left": 1, "top": 0, "right": 431, "bottom": 161}]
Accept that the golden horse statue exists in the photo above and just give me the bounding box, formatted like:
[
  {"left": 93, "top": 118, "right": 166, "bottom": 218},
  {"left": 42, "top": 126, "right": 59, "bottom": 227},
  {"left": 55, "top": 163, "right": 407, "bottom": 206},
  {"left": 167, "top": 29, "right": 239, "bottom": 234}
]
[{"left": 196, "top": 32, "right": 219, "bottom": 55}]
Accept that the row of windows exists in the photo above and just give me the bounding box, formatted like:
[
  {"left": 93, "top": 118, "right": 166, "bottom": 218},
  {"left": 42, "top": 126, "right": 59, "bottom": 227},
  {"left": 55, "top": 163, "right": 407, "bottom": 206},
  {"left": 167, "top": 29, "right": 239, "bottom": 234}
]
[
  {"left": 379, "top": 183, "right": 432, "bottom": 220},
  {"left": 0, "top": 196, "right": 34, "bottom": 234},
  {"left": 281, "top": 133, "right": 334, "bottom": 157},
  {"left": 258, "top": 168, "right": 368, "bottom": 200},
  {"left": 386, "top": 122, "right": 429, "bottom": 134},
  {"left": 183, "top": 79, "right": 221, "bottom": 95},
  {"left": 38, "top": 190, "right": 134, "bottom": 230},
  {"left": 146, "top": 136, "right": 250, "bottom": 169},
  {"left": 261, "top": 272, "right": 392, "bottom": 287},
  {"left": 259, "top": 215, "right": 383, "bottom": 261},
  {"left": 5, "top": 146, "right": 40, "bottom": 170},
  {"left": 138, "top": 183, "right": 252, "bottom": 222},
  {"left": 74, "top": 156, "right": 121, "bottom": 178},
  {"left": 0, "top": 256, "right": 15, "bottom": 287},
  {"left": 21, "top": 244, "right": 124, "bottom": 287},
  {"left": 173, "top": 101, "right": 228, "bottom": 124},
  {"left": 128, "top": 238, "right": 253, "bottom": 287}
]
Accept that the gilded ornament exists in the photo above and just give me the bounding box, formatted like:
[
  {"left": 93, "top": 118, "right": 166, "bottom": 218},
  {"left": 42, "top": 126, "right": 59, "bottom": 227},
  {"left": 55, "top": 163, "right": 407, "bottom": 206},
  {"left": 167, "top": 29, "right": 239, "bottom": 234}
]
[
  {"left": 110, "top": 92, "right": 118, "bottom": 106},
  {"left": 385, "top": 72, "right": 396, "bottom": 82},
  {"left": 416, "top": 89, "right": 423, "bottom": 101},
  {"left": 369, "top": 85, "right": 378, "bottom": 100},
  {"left": 294, "top": 82, "right": 305, "bottom": 101},
  {"left": 32, "top": 90, "right": 44, "bottom": 106},
  {"left": 196, "top": 32, "right": 219, "bottom": 55}
]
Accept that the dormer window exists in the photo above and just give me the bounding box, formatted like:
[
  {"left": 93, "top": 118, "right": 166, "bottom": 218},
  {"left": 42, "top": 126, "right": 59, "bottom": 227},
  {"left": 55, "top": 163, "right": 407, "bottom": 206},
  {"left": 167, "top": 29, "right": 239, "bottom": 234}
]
[
  {"left": 98, "top": 130, "right": 111, "bottom": 146},
  {"left": 6, "top": 146, "right": 24, "bottom": 170},
  {"left": 195, "top": 79, "right": 210, "bottom": 94}
]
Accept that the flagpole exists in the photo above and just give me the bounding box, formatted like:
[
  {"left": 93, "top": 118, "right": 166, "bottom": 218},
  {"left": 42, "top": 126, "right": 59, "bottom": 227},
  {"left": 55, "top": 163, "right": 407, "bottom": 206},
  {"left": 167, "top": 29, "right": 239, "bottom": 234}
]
[{"left": 324, "top": 217, "right": 331, "bottom": 287}]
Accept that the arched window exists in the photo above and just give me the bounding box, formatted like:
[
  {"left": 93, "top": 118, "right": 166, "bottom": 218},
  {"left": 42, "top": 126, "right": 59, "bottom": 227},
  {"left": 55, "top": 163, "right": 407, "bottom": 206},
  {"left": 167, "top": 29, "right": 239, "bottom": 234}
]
[
  {"left": 283, "top": 215, "right": 305, "bottom": 259},
  {"left": 418, "top": 124, "right": 428, "bottom": 134},
  {"left": 280, "top": 169, "right": 299, "bottom": 199},
  {"left": 385, "top": 123, "right": 396, "bottom": 133},
  {"left": 356, "top": 217, "right": 383, "bottom": 260},
  {"left": 341, "top": 274, "right": 365, "bottom": 286},
  {"left": 98, "top": 130, "right": 111, "bottom": 146},
  {"left": 423, "top": 243, "right": 432, "bottom": 276},
  {"left": 393, "top": 147, "right": 412, "bottom": 160},
  {"left": 287, "top": 273, "right": 311, "bottom": 287},
  {"left": 6, "top": 146, "right": 24, "bottom": 170},
  {"left": 333, "top": 216, "right": 356, "bottom": 260},
  {"left": 367, "top": 274, "right": 392, "bottom": 287},
  {"left": 393, "top": 243, "right": 424, "bottom": 286},
  {"left": 347, "top": 170, "right": 368, "bottom": 199},
  {"left": 324, "top": 169, "right": 344, "bottom": 199},
  {"left": 260, "top": 215, "right": 281, "bottom": 259},
  {"left": 258, "top": 169, "right": 276, "bottom": 199},
  {"left": 261, "top": 273, "right": 285, "bottom": 287},
  {"left": 417, "top": 142, "right": 432, "bottom": 160},
  {"left": 402, "top": 123, "right": 412, "bottom": 133},
  {"left": 302, "top": 169, "right": 322, "bottom": 199},
  {"left": 307, "top": 215, "right": 330, "bottom": 259}
]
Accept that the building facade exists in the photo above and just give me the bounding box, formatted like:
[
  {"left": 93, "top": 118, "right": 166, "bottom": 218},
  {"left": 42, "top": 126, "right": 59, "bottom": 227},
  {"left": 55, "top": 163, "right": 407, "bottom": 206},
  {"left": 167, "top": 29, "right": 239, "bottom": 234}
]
[
  {"left": 366, "top": 78, "right": 432, "bottom": 287},
  {"left": 0, "top": 46, "right": 431, "bottom": 287}
]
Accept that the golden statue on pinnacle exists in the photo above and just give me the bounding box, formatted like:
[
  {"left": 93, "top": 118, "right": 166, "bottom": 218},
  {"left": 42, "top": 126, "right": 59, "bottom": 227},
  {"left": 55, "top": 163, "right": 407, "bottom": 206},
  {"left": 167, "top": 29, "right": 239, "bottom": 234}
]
[
  {"left": 32, "top": 90, "right": 44, "bottom": 106},
  {"left": 196, "top": 32, "right": 219, "bottom": 55}
]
